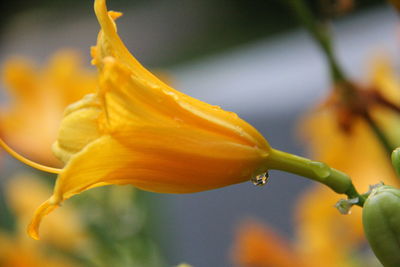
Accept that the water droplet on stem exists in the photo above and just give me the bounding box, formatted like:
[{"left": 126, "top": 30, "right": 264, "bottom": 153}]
[{"left": 309, "top": 161, "right": 331, "bottom": 178}]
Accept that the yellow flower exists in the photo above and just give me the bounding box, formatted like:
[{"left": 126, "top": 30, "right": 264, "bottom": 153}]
[
  {"left": 294, "top": 118, "right": 396, "bottom": 266},
  {"left": 6, "top": 174, "right": 89, "bottom": 251},
  {"left": 27, "top": 0, "right": 270, "bottom": 239},
  {"left": 231, "top": 219, "right": 305, "bottom": 267},
  {"left": 0, "top": 174, "right": 87, "bottom": 267},
  {"left": 0, "top": 51, "right": 97, "bottom": 166},
  {"left": 294, "top": 186, "right": 364, "bottom": 267},
  {"left": 294, "top": 57, "right": 400, "bottom": 266},
  {"left": 230, "top": 214, "right": 365, "bottom": 267},
  {"left": 0, "top": 233, "right": 79, "bottom": 267},
  {"left": 230, "top": 58, "right": 400, "bottom": 267},
  {"left": 300, "top": 57, "right": 399, "bottom": 193}
]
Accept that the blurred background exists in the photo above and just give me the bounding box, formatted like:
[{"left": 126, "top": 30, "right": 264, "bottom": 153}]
[{"left": 0, "top": 0, "right": 399, "bottom": 266}]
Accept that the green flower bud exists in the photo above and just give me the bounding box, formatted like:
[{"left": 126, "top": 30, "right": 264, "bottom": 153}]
[{"left": 363, "top": 184, "right": 400, "bottom": 267}]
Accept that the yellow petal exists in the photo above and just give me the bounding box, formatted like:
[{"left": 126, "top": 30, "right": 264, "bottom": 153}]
[
  {"left": 295, "top": 185, "right": 363, "bottom": 267},
  {"left": 99, "top": 57, "right": 268, "bottom": 148},
  {"left": 52, "top": 93, "right": 103, "bottom": 164},
  {"left": 6, "top": 174, "right": 88, "bottom": 249},
  {"left": 0, "top": 233, "right": 81, "bottom": 267},
  {"left": 371, "top": 56, "right": 400, "bottom": 101},
  {"left": 297, "top": 61, "right": 400, "bottom": 266},
  {"left": 30, "top": 124, "right": 267, "bottom": 238},
  {"left": 29, "top": 0, "right": 270, "bottom": 239},
  {"left": 299, "top": 107, "right": 397, "bottom": 192},
  {"left": 231, "top": 219, "right": 305, "bottom": 267},
  {"left": 92, "top": 0, "right": 268, "bottom": 149},
  {"left": 92, "top": 0, "right": 154, "bottom": 82}
]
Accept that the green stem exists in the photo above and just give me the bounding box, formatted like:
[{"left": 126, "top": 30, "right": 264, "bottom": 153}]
[
  {"left": 285, "top": 0, "right": 395, "bottom": 165},
  {"left": 364, "top": 111, "right": 394, "bottom": 156},
  {"left": 265, "top": 148, "right": 365, "bottom": 206},
  {"left": 285, "top": 0, "right": 347, "bottom": 84}
]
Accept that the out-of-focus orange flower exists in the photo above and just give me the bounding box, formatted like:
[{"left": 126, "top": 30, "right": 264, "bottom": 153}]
[
  {"left": 231, "top": 212, "right": 373, "bottom": 267},
  {"left": 231, "top": 219, "right": 305, "bottom": 267},
  {"left": 231, "top": 58, "right": 400, "bottom": 267},
  {"left": 0, "top": 51, "right": 97, "bottom": 166},
  {"left": 0, "top": 233, "right": 79, "bottom": 267},
  {"left": 295, "top": 57, "right": 400, "bottom": 266},
  {"left": 0, "top": 174, "right": 87, "bottom": 267},
  {"left": 294, "top": 186, "right": 364, "bottom": 267},
  {"left": 300, "top": 111, "right": 396, "bottom": 192},
  {"left": 300, "top": 57, "right": 399, "bottom": 192},
  {"left": 369, "top": 57, "right": 400, "bottom": 145},
  {"left": 27, "top": 0, "right": 270, "bottom": 239},
  {"left": 5, "top": 174, "right": 89, "bottom": 251}
]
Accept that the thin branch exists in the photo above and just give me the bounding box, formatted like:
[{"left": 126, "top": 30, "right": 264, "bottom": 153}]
[{"left": 363, "top": 111, "right": 394, "bottom": 156}]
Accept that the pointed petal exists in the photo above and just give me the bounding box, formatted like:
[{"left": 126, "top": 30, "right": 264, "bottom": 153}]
[
  {"left": 52, "top": 94, "right": 103, "bottom": 164},
  {"left": 99, "top": 57, "right": 269, "bottom": 149},
  {"left": 93, "top": 0, "right": 160, "bottom": 86},
  {"left": 30, "top": 126, "right": 267, "bottom": 237},
  {"left": 28, "top": 197, "right": 60, "bottom": 240},
  {"left": 92, "top": 0, "right": 268, "bottom": 150}
]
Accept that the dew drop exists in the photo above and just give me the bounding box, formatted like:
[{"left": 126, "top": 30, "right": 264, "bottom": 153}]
[
  {"left": 335, "top": 197, "right": 359, "bottom": 215},
  {"left": 309, "top": 161, "right": 331, "bottom": 178},
  {"left": 251, "top": 172, "right": 269, "bottom": 187}
]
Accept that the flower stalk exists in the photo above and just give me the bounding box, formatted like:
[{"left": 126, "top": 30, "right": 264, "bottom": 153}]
[
  {"left": 363, "top": 111, "right": 394, "bottom": 155},
  {"left": 265, "top": 148, "right": 366, "bottom": 206},
  {"left": 285, "top": 0, "right": 395, "bottom": 158},
  {"left": 285, "top": 0, "right": 347, "bottom": 84}
]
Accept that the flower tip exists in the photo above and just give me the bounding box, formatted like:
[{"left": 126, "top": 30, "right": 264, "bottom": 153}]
[
  {"left": 109, "top": 11, "right": 123, "bottom": 20},
  {"left": 94, "top": 0, "right": 107, "bottom": 20},
  {"left": 94, "top": 0, "right": 122, "bottom": 19},
  {"left": 27, "top": 223, "right": 40, "bottom": 240},
  {"left": 90, "top": 46, "right": 97, "bottom": 65},
  {"left": 27, "top": 196, "right": 61, "bottom": 240}
]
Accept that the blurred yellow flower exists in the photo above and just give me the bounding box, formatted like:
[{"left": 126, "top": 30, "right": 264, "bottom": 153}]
[
  {"left": 0, "top": 233, "right": 78, "bottom": 267},
  {"left": 295, "top": 57, "right": 400, "bottom": 267},
  {"left": 231, "top": 57, "right": 400, "bottom": 267},
  {"left": 27, "top": 0, "right": 270, "bottom": 239},
  {"left": 231, "top": 219, "right": 305, "bottom": 267},
  {"left": 0, "top": 51, "right": 97, "bottom": 166},
  {"left": 230, "top": 214, "right": 372, "bottom": 267},
  {"left": 300, "top": 57, "right": 399, "bottom": 192},
  {"left": 294, "top": 186, "right": 364, "bottom": 267},
  {"left": 6, "top": 174, "right": 89, "bottom": 251},
  {"left": 0, "top": 174, "right": 87, "bottom": 267}
]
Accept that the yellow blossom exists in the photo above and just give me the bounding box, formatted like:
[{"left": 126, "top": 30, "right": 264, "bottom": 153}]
[
  {"left": 294, "top": 113, "right": 396, "bottom": 266},
  {"left": 230, "top": 58, "right": 400, "bottom": 267},
  {"left": 0, "top": 51, "right": 97, "bottom": 166},
  {"left": 0, "top": 233, "right": 80, "bottom": 267},
  {"left": 27, "top": 0, "right": 270, "bottom": 239},
  {"left": 230, "top": 214, "right": 365, "bottom": 267},
  {"left": 6, "top": 174, "right": 89, "bottom": 251},
  {"left": 300, "top": 57, "right": 399, "bottom": 192},
  {"left": 294, "top": 186, "right": 363, "bottom": 267},
  {"left": 231, "top": 219, "right": 305, "bottom": 267},
  {"left": 0, "top": 174, "right": 87, "bottom": 267},
  {"left": 295, "top": 57, "right": 400, "bottom": 266}
]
